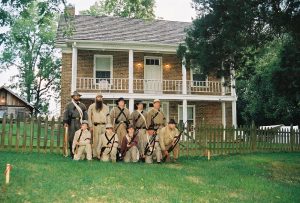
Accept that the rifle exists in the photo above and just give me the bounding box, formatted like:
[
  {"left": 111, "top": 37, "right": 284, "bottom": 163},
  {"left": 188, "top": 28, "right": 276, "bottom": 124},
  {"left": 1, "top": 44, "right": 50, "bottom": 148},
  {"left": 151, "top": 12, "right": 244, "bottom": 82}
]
[
  {"left": 63, "top": 126, "right": 68, "bottom": 157},
  {"left": 143, "top": 131, "right": 157, "bottom": 157},
  {"left": 74, "top": 130, "right": 83, "bottom": 155},
  {"left": 162, "top": 121, "right": 188, "bottom": 162},
  {"left": 121, "top": 129, "right": 139, "bottom": 158},
  {"left": 100, "top": 133, "right": 116, "bottom": 157}
]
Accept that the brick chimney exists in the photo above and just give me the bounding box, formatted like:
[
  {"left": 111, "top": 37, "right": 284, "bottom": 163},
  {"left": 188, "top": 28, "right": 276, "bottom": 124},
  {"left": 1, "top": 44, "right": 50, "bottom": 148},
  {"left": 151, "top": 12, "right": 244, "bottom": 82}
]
[{"left": 64, "top": 4, "right": 75, "bottom": 17}]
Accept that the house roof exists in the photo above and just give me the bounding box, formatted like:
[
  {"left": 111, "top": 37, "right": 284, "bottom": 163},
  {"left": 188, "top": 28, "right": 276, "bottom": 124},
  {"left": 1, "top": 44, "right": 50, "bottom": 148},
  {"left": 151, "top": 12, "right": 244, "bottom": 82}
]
[
  {"left": 56, "top": 15, "right": 191, "bottom": 46},
  {"left": 0, "top": 86, "right": 35, "bottom": 110}
]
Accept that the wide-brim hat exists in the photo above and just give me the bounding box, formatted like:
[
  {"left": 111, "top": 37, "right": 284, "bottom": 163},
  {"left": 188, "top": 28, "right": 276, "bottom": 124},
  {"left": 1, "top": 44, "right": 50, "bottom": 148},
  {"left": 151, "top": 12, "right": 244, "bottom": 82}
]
[
  {"left": 81, "top": 120, "right": 89, "bottom": 126},
  {"left": 168, "top": 119, "right": 177, "bottom": 125},
  {"left": 134, "top": 100, "right": 145, "bottom": 109},
  {"left": 106, "top": 124, "right": 113, "bottom": 129},
  {"left": 96, "top": 92, "right": 103, "bottom": 98},
  {"left": 153, "top": 99, "right": 160, "bottom": 104},
  {"left": 127, "top": 124, "right": 135, "bottom": 130},
  {"left": 116, "top": 97, "right": 125, "bottom": 105},
  {"left": 147, "top": 125, "right": 155, "bottom": 131},
  {"left": 71, "top": 91, "right": 81, "bottom": 97}
]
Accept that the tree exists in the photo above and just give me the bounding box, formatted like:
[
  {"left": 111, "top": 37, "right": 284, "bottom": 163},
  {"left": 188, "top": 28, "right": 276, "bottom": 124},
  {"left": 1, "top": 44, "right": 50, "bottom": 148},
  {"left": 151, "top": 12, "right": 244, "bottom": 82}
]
[
  {"left": 80, "top": 0, "right": 156, "bottom": 19},
  {"left": 0, "top": 1, "right": 61, "bottom": 114},
  {"left": 180, "top": 0, "right": 300, "bottom": 125}
]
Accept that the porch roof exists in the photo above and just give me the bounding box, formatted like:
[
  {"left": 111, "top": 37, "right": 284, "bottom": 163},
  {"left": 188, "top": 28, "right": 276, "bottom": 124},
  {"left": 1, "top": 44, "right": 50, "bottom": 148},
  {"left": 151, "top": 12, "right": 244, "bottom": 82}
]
[{"left": 56, "top": 15, "right": 191, "bottom": 47}]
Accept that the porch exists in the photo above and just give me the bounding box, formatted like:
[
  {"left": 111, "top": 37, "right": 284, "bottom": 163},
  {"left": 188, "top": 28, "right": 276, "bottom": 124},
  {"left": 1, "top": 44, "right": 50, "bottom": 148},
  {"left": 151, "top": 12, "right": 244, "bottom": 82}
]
[{"left": 76, "top": 77, "right": 231, "bottom": 95}]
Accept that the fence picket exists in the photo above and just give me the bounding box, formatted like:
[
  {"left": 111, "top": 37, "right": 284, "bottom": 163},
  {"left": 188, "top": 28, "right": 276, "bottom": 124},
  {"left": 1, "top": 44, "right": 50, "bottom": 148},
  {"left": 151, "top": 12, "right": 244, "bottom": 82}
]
[
  {"left": 15, "top": 115, "right": 20, "bottom": 151},
  {"left": 50, "top": 117, "right": 55, "bottom": 153},
  {"left": 1, "top": 113, "right": 7, "bottom": 148},
  {"left": 22, "top": 117, "right": 27, "bottom": 151},
  {"left": 8, "top": 114, "right": 13, "bottom": 149},
  {"left": 29, "top": 117, "right": 34, "bottom": 152},
  {"left": 57, "top": 117, "right": 62, "bottom": 153},
  {"left": 37, "top": 116, "right": 41, "bottom": 152}
]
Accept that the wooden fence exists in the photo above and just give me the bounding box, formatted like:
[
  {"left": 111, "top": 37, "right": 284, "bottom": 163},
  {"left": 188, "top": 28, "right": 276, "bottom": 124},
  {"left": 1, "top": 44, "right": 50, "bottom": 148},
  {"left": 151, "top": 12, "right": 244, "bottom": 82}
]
[{"left": 1, "top": 114, "right": 300, "bottom": 157}]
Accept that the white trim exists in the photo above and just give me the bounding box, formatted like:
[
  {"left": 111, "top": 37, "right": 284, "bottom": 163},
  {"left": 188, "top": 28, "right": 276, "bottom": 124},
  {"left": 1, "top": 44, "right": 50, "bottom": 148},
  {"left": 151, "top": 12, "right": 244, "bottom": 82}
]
[
  {"left": 178, "top": 104, "right": 196, "bottom": 128},
  {"left": 55, "top": 40, "right": 178, "bottom": 53},
  {"left": 128, "top": 50, "right": 134, "bottom": 94},
  {"left": 79, "top": 92, "right": 237, "bottom": 102},
  {"left": 190, "top": 68, "right": 209, "bottom": 87},
  {"left": 182, "top": 58, "right": 187, "bottom": 95},
  {"left": 161, "top": 101, "right": 169, "bottom": 122},
  {"left": 71, "top": 43, "right": 78, "bottom": 93},
  {"left": 93, "top": 55, "right": 113, "bottom": 80}
]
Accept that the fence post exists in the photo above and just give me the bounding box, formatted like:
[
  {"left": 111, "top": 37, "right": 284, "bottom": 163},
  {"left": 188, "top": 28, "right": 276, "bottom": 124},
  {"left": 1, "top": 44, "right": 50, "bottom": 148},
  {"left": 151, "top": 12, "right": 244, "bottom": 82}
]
[
  {"left": 1, "top": 113, "right": 7, "bottom": 148},
  {"left": 290, "top": 125, "right": 295, "bottom": 152},
  {"left": 250, "top": 121, "right": 257, "bottom": 152}
]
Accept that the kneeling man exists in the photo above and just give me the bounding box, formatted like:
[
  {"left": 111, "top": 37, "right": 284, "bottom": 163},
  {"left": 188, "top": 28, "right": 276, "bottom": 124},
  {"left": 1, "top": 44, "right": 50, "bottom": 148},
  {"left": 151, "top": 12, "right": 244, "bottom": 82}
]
[
  {"left": 72, "top": 120, "right": 92, "bottom": 161},
  {"left": 98, "top": 124, "right": 119, "bottom": 162},
  {"left": 121, "top": 124, "right": 139, "bottom": 163},
  {"left": 159, "top": 119, "right": 180, "bottom": 162}
]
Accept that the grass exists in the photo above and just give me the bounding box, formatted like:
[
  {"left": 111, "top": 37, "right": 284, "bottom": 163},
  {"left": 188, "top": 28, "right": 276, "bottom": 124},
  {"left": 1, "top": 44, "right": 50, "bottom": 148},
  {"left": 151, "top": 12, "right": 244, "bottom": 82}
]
[{"left": 1, "top": 151, "right": 300, "bottom": 203}]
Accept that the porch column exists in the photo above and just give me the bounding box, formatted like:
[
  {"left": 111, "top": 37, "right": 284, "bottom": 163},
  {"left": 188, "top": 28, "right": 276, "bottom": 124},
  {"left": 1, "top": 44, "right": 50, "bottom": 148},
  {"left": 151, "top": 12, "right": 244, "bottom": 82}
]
[
  {"left": 182, "top": 57, "right": 187, "bottom": 95},
  {"left": 182, "top": 99, "right": 188, "bottom": 128},
  {"left": 221, "top": 72, "right": 226, "bottom": 128},
  {"left": 71, "top": 42, "right": 78, "bottom": 93},
  {"left": 231, "top": 68, "right": 237, "bottom": 128},
  {"left": 221, "top": 61, "right": 226, "bottom": 140},
  {"left": 128, "top": 49, "right": 134, "bottom": 94},
  {"left": 129, "top": 98, "right": 134, "bottom": 112}
]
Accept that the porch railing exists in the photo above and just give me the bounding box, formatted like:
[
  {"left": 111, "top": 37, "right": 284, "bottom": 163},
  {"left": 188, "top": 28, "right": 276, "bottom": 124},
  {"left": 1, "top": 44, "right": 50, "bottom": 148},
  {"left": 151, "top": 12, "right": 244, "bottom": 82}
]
[{"left": 76, "top": 77, "right": 231, "bottom": 95}]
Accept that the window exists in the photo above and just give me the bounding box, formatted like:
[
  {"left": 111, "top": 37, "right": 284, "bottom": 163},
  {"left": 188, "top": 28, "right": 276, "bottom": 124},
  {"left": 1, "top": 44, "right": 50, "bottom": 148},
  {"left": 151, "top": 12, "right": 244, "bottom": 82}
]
[
  {"left": 178, "top": 105, "right": 195, "bottom": 132},
  {"left": 145, "top": 58, "right": 160, "bottom": 66},
  {"left": 94, "top": 55, "right": 113, "bottom": 83},
  {"left": 190, "top": 69, "right": 208, "bottom": 87}
]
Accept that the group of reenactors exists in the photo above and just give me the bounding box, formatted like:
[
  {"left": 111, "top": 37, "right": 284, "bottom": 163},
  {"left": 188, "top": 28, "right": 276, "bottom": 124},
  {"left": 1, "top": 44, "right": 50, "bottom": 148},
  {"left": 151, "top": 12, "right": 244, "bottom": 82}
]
[{"left": 63, "top": 91, "right": 181, "bottom": 164}]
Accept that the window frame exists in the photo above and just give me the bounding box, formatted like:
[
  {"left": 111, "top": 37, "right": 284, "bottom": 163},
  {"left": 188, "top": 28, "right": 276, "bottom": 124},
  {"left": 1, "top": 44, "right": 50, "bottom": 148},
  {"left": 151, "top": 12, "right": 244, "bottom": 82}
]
[
  {"left": 93, "top": 55, "right": 113, "bottom": 81},
  {"left": 190, "top": 68, "right": 208, "bottom": 87},
  {"left": 178, "top": 104, "right": 196, "bottom": 130}
]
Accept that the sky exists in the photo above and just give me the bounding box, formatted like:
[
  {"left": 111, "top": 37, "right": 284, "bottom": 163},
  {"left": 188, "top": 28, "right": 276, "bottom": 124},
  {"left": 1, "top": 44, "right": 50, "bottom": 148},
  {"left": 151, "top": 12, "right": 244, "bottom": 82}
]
[{"left": 0, "top": 0, "right": 196, "bottom": 115}]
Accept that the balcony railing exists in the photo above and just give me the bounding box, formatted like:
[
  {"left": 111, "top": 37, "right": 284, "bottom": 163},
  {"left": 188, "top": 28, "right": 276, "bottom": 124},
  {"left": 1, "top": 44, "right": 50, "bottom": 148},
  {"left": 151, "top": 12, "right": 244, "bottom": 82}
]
[{"left": 77, "top": 77, "right": 231, "bottom": 95}]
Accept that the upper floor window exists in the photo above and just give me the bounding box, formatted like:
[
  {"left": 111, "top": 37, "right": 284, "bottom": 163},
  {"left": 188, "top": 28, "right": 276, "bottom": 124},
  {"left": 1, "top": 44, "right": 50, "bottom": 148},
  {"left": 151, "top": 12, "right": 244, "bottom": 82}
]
[
  {"left": 190, "top": 68, "right": 208, "bottom": 87},
  {"left": 94, "top": 55, "right": 113, "bottom": 80}
]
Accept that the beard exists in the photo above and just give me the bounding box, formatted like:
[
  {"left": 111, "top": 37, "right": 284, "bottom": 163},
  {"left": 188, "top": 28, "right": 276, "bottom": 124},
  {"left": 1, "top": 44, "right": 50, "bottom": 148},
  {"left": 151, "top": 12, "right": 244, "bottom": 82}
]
[{"left": 95, "top": 100, "right": 103, "bottom": 111}]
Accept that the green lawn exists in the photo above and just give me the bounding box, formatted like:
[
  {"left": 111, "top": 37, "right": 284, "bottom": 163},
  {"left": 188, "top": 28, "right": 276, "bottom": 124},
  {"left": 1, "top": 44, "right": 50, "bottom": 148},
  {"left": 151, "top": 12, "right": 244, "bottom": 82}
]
[{"left": 1, "top": 151, "right": 300, "bottom": 203}]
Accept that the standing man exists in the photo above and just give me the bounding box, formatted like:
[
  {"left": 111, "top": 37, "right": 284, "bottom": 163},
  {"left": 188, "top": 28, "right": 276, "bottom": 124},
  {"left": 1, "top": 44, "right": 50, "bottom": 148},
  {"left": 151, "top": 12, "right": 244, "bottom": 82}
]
[
  {"left": 72, "top": 120, "right": 92, "bottom": 161},
  {"left": 159, "top": 119, "right": 180, "bottom": 162},
  {"left": 98, "top": 124, "right": 119, "bottom": 162},
  {"left": 63, "top": 91, "right": 88, "bottom": 158},
  {"left": 130, "top": 100, "right": 147, "bottom": 154},
  {"left": 110, "top": 97, "right": 131, "bottom": 148},
  {"left": 140, "top": 126, "right": 162, "bottom": 164},
  {"left": 146, "top": 99, "right": 166, "bottom": 133},
  {"left": 88, "top": 92, "right": 110, "bottom": 158},
  {"left": 121, "top": 124, "right": 139, "bottom": 163}
]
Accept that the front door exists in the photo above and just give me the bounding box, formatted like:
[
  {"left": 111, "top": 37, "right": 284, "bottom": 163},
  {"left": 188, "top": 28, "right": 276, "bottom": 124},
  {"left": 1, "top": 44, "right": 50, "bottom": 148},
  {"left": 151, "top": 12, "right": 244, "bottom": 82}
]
[{"left": 144, "top": 57, "right": 162, "bottom": 94}]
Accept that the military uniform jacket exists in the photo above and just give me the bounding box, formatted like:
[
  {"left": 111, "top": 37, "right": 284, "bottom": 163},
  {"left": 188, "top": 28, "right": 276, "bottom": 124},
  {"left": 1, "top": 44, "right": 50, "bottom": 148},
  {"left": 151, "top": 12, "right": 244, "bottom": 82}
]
[
  {"left": 146, "top": 108, "right": 166, "bottom": 128},
  {"left": 159, "top": 126, "right": 179, "bottom": 151},
  {"left": 110, "top": 106, "right": 131, "bottom": 127},
  {"left": 63, "top": 101, "right": 88, "bottom": 141},
  {"left": 88, "top": 103, "right": 110, "bottom": 127},
  {"left": 131, "top": 110, "right": 148, "bottom": 129},
  {"left": 140, "top": 132, "right": 160, "bottom": 156},
  {"left": 72, "top": 129, "right": 91, "bottom": 152},
  {"left": 98, "top": 132, "right": 119, "bottom": 151}
]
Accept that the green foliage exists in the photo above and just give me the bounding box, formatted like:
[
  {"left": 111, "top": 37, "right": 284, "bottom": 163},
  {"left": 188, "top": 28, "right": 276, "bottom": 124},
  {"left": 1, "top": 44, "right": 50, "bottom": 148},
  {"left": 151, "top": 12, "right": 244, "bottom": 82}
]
[
  {"left": 80, "top": 0, "right": 156, "bottom": 20},
  {"left": 0, "top": 1, "right": 61, "bottom": 114},
  {"left": 236, "top": 37, "right": 300, "bottom": 125},
  {"left": 184, "top": 0, "right": 300, "bottom": 125},
  {"left": 1, "top": 151, "right": 300, "bottom": 202}
]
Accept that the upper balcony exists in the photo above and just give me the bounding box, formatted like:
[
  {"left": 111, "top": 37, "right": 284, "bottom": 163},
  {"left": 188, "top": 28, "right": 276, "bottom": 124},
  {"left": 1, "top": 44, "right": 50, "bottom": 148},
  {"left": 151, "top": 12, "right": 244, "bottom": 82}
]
[{"left": 76, "top": 77, "right": 231, "bottom": 96}]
